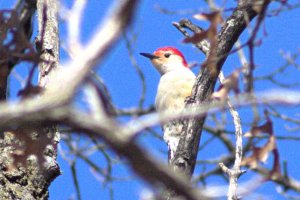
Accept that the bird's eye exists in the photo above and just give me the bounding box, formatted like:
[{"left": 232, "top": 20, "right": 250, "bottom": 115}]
[{"left": 164, "top": 53, "right": 171, "bottom": 58}]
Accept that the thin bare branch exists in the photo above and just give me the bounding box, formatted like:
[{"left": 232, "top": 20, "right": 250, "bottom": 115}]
[
  {"left": 218, "top": 72, "right": 245, "bottom": 200},
  {"left": 172, "top": 19, "right": 210, "bottom": 55}
]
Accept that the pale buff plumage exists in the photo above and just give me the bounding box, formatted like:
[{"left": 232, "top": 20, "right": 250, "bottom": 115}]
[{"left": 140, "top": 47, "right": 196, "bottom": 160}]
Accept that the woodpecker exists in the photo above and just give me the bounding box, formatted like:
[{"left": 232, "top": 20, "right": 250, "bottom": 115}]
[{"left": 140, "top": 47, "right": 196, "bottom": 160}]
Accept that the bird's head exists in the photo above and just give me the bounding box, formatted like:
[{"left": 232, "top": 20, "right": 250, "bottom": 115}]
[{"left": 140, "top": 46, "right": 188, "bottom": 75}]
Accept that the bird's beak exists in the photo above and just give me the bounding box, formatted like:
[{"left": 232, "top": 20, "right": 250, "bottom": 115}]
[{"left": 140, "top": 53, "right": 159, "bottom": 60}]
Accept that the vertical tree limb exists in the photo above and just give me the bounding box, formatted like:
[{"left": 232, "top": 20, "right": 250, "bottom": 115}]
[
  {"left": 36, "top": 0, "right": 59, "bottom": 87},
  {"left": 0, "top": 1, "right": 60, "bottom": 199},
  {"left": 218, "top": 72, "right": 245, "bottom": 200},
  {"left": 172, "top": 0, "right": 266, "bottom": 177}
]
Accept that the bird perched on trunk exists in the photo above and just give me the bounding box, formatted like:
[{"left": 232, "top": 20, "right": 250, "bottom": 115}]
[{"left": 140, "top": 47, "right": 196, "bottom": 160}]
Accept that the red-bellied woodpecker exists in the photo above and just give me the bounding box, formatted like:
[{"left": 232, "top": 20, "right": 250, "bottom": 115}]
[{"left": 140, "top": 46, "right": 196, "bottom": 160}]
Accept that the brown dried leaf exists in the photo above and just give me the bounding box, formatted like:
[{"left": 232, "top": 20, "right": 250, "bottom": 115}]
[
  {"left": 204, "top": 11, "right": 222, "bottom": 42},
  {"left": 244, "top": 119, "right": 273, "bottom": 137},
  {"left": 211, "top": 85, "right": 230, "bottom": 100},
  {"left": 269, "top": 148, "right": 282, "bottom": 180},
  {"left": 193, "top": 11, "right": 223, "bottom": 24},
  {"left": 259, "top": 135, "right": 276, "bottom": 162},
  {"left": 241, "top": 135, "right": 276, "bottom": 168},
  {"left": 185, "top": 11, "right": 223, "bottom": 45},
  {"left": 241, "top": 147, "right": 261, "bottom": 168},
  {"left": 183, "top": 32, "right": 207, "bottom": 44},
  {"left": 243, "top": 116, "right": 282, "bottom": 178},
  {"left": 212, "top": 69, "right": 240, "bottom": 100}
]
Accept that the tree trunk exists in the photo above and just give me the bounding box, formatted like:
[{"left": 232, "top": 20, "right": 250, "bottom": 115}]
[{"left": 0, "top": 0, "right": 60, "bottom": 199}]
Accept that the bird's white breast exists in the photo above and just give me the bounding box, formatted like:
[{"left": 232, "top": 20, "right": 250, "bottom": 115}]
[{"left": 155, "top": 68, "right": 196, "bottom": 113}]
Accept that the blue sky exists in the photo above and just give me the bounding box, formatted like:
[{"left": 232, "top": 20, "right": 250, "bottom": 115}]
[{"left": 1, "top": 0, "right": 300, "bottom": 199}]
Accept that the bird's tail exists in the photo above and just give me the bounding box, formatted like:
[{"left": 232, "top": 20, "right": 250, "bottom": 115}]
[{"left": 163, "top": 122, "right": 183, "bottom": 161}]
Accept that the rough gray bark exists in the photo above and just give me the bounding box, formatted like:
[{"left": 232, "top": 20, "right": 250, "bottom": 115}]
[
  {"left": 172, "top": 0, "right": 263, "bottom": 176},
  {"left": 36, "top": 0, "right": 59, "bottom": 87},
  {"left": 0, "top": 0, "right": 60, "bottom": 199}
]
